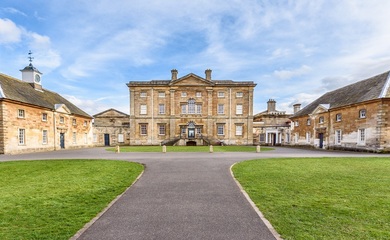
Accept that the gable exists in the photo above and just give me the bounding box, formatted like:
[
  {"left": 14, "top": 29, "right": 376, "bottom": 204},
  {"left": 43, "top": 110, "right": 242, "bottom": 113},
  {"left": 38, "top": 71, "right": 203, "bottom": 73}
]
[
  {"left": 170, "top": 74, "right": 214, "bottom": 86},
  {"left": 94, "top": 108, "right": 129, "bottom": 118},
  {"left": 311, "top": 104, "right": 330, "bottom": 115},
  {"left": 55, "top": 104, "right": 71, "bottom": 114}
]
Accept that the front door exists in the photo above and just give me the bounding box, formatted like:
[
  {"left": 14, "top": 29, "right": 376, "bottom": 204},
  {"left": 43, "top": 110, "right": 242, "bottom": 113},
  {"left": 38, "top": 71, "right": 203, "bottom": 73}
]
[
  {"left": 319, "top": 133, "right": 324, "bottom": 149},
  {"left": 60, "top": 133, "right": 65, "bottom": 149},
  {"left": 188, "top": 128, "right": 195, "bottom": 139},
  {"left": 104, "top": 134, "right": 110, "bottom": 146}
]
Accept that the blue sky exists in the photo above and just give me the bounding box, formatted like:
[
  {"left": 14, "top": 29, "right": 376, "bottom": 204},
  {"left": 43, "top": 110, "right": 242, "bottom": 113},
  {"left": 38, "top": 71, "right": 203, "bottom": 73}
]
[{"left": 1, "top": 0, "right": 390, "bottom": 115}]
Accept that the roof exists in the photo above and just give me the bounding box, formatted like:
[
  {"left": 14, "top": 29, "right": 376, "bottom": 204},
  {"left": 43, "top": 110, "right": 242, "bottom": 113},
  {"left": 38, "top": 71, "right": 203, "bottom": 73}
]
[
  {"left": 0, "top": 73, "right": 91, "bottom": 118},
  {"left": 128, "top": 72, "right": 256, "bottom": 87},
  {"left": 292, "top": 70, "right": 390, "bottom": 118},
  {"left": 93, "top": 108, "right": 129, "bottom": 118}
]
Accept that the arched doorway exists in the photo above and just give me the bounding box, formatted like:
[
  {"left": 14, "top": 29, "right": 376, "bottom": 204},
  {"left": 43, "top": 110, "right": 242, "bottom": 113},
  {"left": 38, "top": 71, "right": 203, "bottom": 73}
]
[{"left": 186, "top": 140, "right": 197, "bottom": 146}]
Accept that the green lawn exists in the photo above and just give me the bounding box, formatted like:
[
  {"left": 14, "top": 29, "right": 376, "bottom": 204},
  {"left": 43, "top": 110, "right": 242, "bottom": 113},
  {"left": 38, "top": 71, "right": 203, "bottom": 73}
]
[
  {"left": 107, "top": 145, "right": 273, "bottom": 152},
  {"left": 232, "top": 157, "right": 390, "bottom": 240},
  {"left": 0, "top": 160, "right": 143, "bottom": 240}
]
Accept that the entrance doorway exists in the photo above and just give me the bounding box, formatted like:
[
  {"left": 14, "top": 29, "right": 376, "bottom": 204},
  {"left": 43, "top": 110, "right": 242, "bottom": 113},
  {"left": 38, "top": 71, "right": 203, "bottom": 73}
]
[
  {"left": 186, "top": 141, "right": 197, "bottom": 146},
  {"left": 104, "top": 134, "right": 110, "bottom": 146},
  {"left": 60, "top": 133, "right": 65, "bottom": 149},
  {"left": 319, "top": 133, "right": 324, "bottom": 149}
]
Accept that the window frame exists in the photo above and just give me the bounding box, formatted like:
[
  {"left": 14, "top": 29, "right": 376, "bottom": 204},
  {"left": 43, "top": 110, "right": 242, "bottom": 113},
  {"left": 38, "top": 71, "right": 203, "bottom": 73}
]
[
  {"left": 72, "top": 132, "right": 77, "bottom": 144},
  {"left": 319, "top": 116, "right": 324, "bottom": 123},
  {"left": 217, "top": 124, "right": 224, "bottom": 135},
  {"left": 18, "top": 109, "right": 25, "bottom": 118},
  {"left": 59, "top": 116, "right": 65, "bottom": 124},
  {"left": 218, "top": 91, "right": 225, "bottom": 98},
  {"left": 181, "top": 92, "right": 187, "bottom": 97},
  {"left": 217, "top": 104, "right": 224, "bottom": 114},
  {"left": 72, "top": 119, "right": 77, "bottom": 125},
  {"left": 359, "top": 109, "right": 366, "bottom": 119},
  {"left": 335, "top": 129, "right": 342, "bottom": 144},
  {"left": 18, "top": 128, "right": 26, "bottom": 145},
  {"left": 42, "top": 130, "right": 48, "bottom": 144},
  {"left": 158, "top": 124, "right": 166, "bottom": 135},
  {"left": 158, "top": 92, "right": 165, "bottom": 98},
  {"left": 42, "top": 113, "right": 48, "bottom": 122},
  {"left": 235, "top": 125, "right": 243, "bottom": 136},
  {"left": 336, "top": 113, "right": 342, "bottom": 122},
  {"left": 140, "top": 92, "right": 147, "bottom": 97},
  {"left": 358, "top": 128, "right": 366, "bottom": 145},
  {"left": 196, "top": 92, "right": 202, "bottom": 98},
  {"left": 236, "top": 92, "right": 243, "bottom": 98},
  {"left": 140, "top": 104, "right": 147, "bottom": 115},
  {"left": 236, "top": 104, "right": 243, "bottom": 115},
  {"left": 140, "top": 124, "right": 148, "bottom": 135},
  {"left": 159, "top": 104, "right": 165, "bottom": 115}
]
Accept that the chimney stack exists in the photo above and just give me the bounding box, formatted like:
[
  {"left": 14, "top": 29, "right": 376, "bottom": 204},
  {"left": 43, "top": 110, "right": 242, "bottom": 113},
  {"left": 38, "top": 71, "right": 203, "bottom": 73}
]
[
  {"left": 293, "top": 103, "right": 301, "bottom": 114},
  {"left": 205, "top": 69, "right": 212, "bottom": 80},
  {"left": 267, "top": 99, "right": 276, "bottom": 112},
  {"left": 171, "top": 69, "right": 178, "bottom": 80}
]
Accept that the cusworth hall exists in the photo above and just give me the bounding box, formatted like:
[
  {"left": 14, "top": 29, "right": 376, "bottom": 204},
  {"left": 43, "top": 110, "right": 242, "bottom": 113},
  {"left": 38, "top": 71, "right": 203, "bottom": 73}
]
[{"left": 1, "top": 58, "right": 390, "bottom": 154}]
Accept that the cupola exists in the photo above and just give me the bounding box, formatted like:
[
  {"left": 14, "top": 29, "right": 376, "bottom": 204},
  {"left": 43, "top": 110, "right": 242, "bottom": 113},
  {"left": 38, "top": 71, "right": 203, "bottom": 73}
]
[{"left": 20, "top": 51, "right": 42, "bottom": 90}]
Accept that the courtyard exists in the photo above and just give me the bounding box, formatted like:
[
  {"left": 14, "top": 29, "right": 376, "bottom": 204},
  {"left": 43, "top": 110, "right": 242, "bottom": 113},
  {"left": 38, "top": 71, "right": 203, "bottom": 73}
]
[{"left": 0, "top": 147, "right": 389, "bottom": 240}]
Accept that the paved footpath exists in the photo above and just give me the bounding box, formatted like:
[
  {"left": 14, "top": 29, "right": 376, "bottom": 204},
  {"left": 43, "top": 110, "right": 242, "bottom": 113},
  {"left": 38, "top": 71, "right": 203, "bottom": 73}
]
[{"left": 0, "top": 147, "right": 383, "bottom": 240}]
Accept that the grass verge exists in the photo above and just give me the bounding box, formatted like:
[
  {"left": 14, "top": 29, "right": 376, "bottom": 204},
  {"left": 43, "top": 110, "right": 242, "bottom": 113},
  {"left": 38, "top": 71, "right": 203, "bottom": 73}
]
[
  {"left": 0, "top": 160, "right": 143, "bottom": 240},
  {"left": 107, "top": 145, "right": 273, "bottom": 152},
  {"left": 232, "top": 157, "right": 390, "bottom": 240}
]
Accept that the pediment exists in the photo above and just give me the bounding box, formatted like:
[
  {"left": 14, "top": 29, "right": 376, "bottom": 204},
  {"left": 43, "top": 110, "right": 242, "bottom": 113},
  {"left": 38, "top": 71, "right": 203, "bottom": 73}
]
[
  {"left": 311, "top": 104, "right": 330, "bottom": 115},
  {"left": 54, "top": 104, "right": 71, "bottom": 114},
  {"left": 94, "top": 108, "right": 129, "bottom": 118},
  {"left": 170, "top": 73, "right": 214, "bottom": 86}
]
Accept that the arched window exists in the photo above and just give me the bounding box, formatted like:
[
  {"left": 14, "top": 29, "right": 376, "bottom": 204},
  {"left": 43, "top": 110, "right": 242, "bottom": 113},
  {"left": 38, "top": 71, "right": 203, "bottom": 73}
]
[{"left": 188, "top": 98, "right": 195, "bottom": 114}]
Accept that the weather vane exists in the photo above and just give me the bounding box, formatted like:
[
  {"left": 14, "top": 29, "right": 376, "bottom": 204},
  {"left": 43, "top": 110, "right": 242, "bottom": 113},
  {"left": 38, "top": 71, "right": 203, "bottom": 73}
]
[{"left": 28, "top": 50, "right": 34, "bottom": 63}]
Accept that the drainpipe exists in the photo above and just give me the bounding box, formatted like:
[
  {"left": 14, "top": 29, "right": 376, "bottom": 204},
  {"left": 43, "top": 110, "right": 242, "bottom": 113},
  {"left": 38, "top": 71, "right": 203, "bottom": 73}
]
[
  {"left": 151, "top": 88, "right": 154, "bottom": 145},
  {"left": 53, "top": 110, "right": 57, "bottom": 150},
  {"left": 229, "top": 88, "right": 232, "bottom": 144}
]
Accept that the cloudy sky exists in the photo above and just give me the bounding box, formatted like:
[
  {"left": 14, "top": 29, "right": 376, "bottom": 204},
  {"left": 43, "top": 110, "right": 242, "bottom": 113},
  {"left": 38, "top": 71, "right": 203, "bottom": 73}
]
[{"left": 1, "top": 0, "right": 390, "bottom": 115}]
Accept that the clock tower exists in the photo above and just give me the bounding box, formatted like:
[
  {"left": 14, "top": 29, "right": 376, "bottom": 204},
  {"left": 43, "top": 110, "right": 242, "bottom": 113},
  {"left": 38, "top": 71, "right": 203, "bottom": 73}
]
[{"left": 20, "top": 51, "right": 43, "bottom": 90}]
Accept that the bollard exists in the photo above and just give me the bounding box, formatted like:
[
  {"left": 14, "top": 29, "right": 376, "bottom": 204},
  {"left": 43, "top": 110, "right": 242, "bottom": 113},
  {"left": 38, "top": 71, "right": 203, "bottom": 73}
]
[
  {"left": 209, "top": 145, "right": 213, "bottom": 153},
  {"left": 162, "top": 145, "right": 166, "bottom": 153},
  {"left": 256, "top": 145, "right": 261, "bottom": 153},
  {"left": 116, "top": 145, "right": 120, "bottom": 153}
]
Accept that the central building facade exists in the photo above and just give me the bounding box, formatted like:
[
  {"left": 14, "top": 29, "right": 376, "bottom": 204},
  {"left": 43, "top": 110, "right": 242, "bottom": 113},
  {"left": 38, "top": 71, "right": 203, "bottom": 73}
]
[{"left": 127, "top": 69, "right": 256, "bottom": 146}]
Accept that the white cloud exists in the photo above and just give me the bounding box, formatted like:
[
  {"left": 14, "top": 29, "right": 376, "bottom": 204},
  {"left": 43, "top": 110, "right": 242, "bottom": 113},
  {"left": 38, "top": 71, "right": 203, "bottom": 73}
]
[
  {"left": 2, "top": 7, "right": 27, "bottom": 17},
  {"left": 0, "top": 18, "right": 22, "bottom": 44},
  {"left": 274, "top": 65, "right": 311, "bottom": 80}
]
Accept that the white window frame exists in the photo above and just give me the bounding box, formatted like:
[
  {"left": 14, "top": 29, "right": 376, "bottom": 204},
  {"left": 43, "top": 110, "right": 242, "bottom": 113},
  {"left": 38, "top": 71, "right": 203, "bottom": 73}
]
[
  {"left": 188, "top": 99, "right": 195, "bottom": 114},
  {"left": 294, "top": 121, "right": 299, "bottom": 127},
  {"left": 60, "top": 116, "right": 64, "bottom": 124},
  {"left": 73, "top": 132, "right": 77, "bottom": 144},
  {"left": 18, "top": 128, "right": 25, "bottom": 145},
  {"left": 335, "top": 130, "right": 342, "bottom": 144},
  {"left": 84, "top": 121, "right": 87, "bottom": 127},
  {"left": 18, "top": 109, "right": 25, "bottom": 118},
  {"left": 181, "top": 92, "right": 187, "bottom": 97},
  {"left": 181, "top": 104, "right": 187, "bottom": 114},
  {"left": 236, "top": 125, "right": 243, "bottom": 136},
  {"left": 118, "top": 133, "right": 124, "bottom": 143},
  {"left": 196, "top": 92, "right": 202, "bottom": 98},
  {"left": 236, "top": 92, "right": 243, "bottom": 98},
  {"left": 93, "top": 133, "right": 97, "bottom": 143},
  {"left": 140, "top": 104, "right": 147, "bottom": 115},
  {"left": 294, "top": 133, "right": 299, "bottom": 143},
  {"left": 218, "top": 91, "right": 225, "bottom": 98},
  {"left": 72, "top": 119, "right": 76, "bottom": 125},
  {"left": 218, "top": 104, "right": 224, "bottom": 114},
  {"left": 159, "top": 104, "right": 165, "bottom": 115},
  {"left": 196, "top": 104, "right": 202, "bottom": 114},
  {"left": 319, "top": 116, "right": 324, "bottom": 123},
  {"left": 140, "top": 124, "right": 147, "bottom": 135},
  {"left": 159, "top": 124, "right": 166, "bottom": 135},
  {"left": 140, "top": 92, "right": 147, "bottom": 97},
  {"left": 358, "top": 128, "right": 366, "bottom": 145},
  {"left": 306, "top": 119, "right": 311, "bottom": 126},
  {"left": 42, "top": 113, "right": 47, "bottom": 122},
  {"left": 306, "top": 132, "right": 310, "bottom": 143},
  {"left": 217, "top": 124, "right": 224, "bottom": 135},
  {"left": 359, "top": 109, "right": 366, "bottom": 119},
  {"left": 236, "top": 104, "right": 243, "bottom": 115},
  {"left": 158, "top": 92, "right": 165, "bottom": 98},
  {"left": 336, "top": 113, "right": 342, "bottom": 122},
  {"left": 42, "top": 130, "right": 48, "bottom": 144}
]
